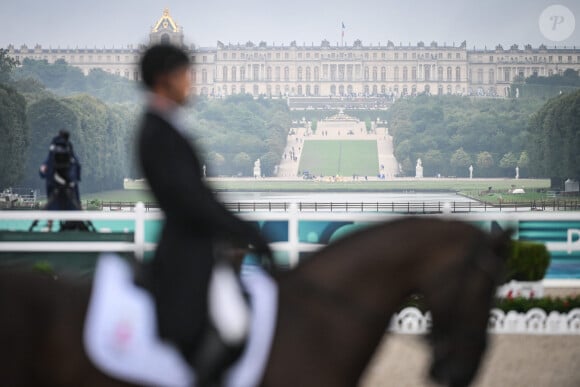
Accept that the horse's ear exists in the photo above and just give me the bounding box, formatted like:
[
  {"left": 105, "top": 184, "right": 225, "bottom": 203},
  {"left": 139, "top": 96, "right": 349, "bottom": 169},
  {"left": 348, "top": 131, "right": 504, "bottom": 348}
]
[{"left": 491, "top": 227, "right": 514, "bottom": 260}]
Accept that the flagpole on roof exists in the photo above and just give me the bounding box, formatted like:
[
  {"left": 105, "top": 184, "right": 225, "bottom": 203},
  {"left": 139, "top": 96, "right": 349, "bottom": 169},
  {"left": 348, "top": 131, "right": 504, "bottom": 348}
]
[{"left": 341, "top": 22, "right": 345, "bottom": 46}]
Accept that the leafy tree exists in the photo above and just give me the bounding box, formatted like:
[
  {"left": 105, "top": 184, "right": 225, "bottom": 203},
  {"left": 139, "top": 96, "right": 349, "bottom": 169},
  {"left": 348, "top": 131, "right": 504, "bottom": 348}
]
[
  {"left": 232, "top": 152, "right": 252, "bottom": 176},
  {"left": 499, "top": 152, "right": 518, "bottom": 169},
  {"left": 0, "top": 85, "right": 28, "bottom": 186},
  {"left": 527, "top": 89, "right": 580, "bottom": 182},
  {"left": 450, "top": 148, "right": 471, "bottom": 176},
  {"left": 0, "top": 48, "right": 18, "bottom": 84}
]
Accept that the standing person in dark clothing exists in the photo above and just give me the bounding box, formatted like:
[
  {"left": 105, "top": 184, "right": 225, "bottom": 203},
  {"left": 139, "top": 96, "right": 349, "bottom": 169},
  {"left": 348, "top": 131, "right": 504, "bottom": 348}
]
[
  {"left": 39, "top": 129, "right": 82, "bottom": 210},
  {"left": 137, "top": 44, "right": 271, "bottom": 382}
]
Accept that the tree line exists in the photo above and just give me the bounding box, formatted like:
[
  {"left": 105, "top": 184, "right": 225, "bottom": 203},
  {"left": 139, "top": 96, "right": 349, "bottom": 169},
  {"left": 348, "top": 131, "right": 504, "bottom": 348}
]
[
  {"left": 387, "top": 95, "right": 539, "bottom": 177},
  {"left": 0, "top": 53, "right": 291, "bottom": 194}
]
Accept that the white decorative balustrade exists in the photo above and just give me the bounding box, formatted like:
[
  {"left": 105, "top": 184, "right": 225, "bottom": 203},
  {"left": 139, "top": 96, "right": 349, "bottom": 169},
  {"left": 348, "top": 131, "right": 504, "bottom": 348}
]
[{"left": 389, "top": 307, "right": 580, "bottom": 335}]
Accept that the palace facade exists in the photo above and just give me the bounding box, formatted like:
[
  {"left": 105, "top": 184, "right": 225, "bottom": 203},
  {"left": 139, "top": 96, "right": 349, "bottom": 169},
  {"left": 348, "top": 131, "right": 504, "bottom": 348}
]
[{"left": 7, "top": 9, "right": 580, "bottom": 98}]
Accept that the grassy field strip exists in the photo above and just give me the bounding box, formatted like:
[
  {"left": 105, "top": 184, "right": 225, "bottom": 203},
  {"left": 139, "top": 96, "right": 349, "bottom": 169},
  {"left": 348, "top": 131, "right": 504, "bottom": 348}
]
[{"left": 298, "top": 140, "right": 379, "bottom": 177}]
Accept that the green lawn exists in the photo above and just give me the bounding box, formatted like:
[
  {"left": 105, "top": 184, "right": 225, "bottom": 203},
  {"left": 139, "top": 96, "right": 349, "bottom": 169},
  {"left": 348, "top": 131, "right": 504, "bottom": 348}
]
[{"left": 298, "top": 140, "right": 379, "bottom": 177}]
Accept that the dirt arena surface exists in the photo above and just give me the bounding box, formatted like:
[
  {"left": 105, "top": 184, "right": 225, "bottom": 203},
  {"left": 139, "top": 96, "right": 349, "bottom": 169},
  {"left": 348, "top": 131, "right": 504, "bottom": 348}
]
[{"left": 360, "top": 334, "right": 580, "bottom": 387}]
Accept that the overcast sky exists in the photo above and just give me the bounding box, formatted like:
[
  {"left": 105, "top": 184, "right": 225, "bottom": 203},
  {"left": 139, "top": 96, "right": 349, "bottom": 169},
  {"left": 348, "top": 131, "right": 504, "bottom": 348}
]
[{"left": 2, "top": 0, "right": 579, "bottom": 49}]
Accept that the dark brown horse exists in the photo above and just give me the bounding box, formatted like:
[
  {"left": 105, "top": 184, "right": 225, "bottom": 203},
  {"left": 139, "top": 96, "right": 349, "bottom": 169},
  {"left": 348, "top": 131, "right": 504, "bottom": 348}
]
[{"left": 0, "top": 218, "right": 509, "bottom": 387}]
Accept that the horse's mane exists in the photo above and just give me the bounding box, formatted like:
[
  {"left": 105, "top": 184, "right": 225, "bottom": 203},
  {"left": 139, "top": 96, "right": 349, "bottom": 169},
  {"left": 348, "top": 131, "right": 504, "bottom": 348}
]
[{"left": 290, "top": 217, "right": 477, "bottom": 275}]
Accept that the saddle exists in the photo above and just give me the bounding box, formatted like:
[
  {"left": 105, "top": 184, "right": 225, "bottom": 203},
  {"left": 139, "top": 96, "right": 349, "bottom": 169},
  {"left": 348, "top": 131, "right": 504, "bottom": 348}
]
[{"left": 84, "top": 254, "right": 278, "bottom": 387}]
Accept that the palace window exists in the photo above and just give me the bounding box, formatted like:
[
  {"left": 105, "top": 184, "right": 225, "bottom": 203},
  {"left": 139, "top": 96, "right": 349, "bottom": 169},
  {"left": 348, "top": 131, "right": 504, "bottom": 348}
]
[
  {"left": 202, "top": 69, "right": 208, "bottom": 83},
  {"left": 275, "top": 85, "right": 280, "bottom": 95},
  {"left": 394, "top": 66, "right": 399, "bottom": 81},
  {"left": 477, "top": 69, "right": 483, "bottom": 83},
  {"left": 203, "top": 56, "right": 207, "bottom": 63},
  {"left": 402, "top": 66, "right": 408, "bottom": 81},
  {"left": 331, "top": 65, "right": 337, "bottom": 81},
  {"left": 223, "top": 66, "right": 228, "bottom": 81},
  {"left": 425, "top": 66, "right": 431, "bottom": 81},
  {"left": 412, "top": 66, "right": 417, "bottom": 81},
  {"left": 455, "top": 67, "right": 461, "bottom": 81},
  {"left": 381, "top": 66, "right": 386, "bottom": 81},
  {"left": 284, "top": 66, "right": 289, "bottom": 81},
  {"left": 447, "top": 67, "right": 452, "bottom": 81},
  {"left": 372, "top": 85, "right": 378, "bottom": 95},
  {"left": 489, "top": 69, "right": 495, "bottom": 84},
  {"left": 364, "top": 85, "right": 369, "bottom": 95},
  {"left": 372, "top": 66, "right": 378, "bottom": 81},
  {"left": 306, "top": 84, "right": 311, "bottom": 95},
  {"left": 412, "top": 53, "right": 416, "bottom": 60},
  {"left": 240, "top": 67, "right": 246, "bottom": 81},
  {"left": 437, "top": 66, "right": 443, "bottom": 80},
  {"left": 456, "top": 53, "right": 461, "bottom": 59},
  {"left": 447, "top": 53, "right": 452, "bottom": 59},
  {"left": 347, "top": 84, "right": 353, "bottom": 94},
  {"left": 364, "top": 66, "right": 369, "bottom": 81},
  {"left": 253, "top": 64, "right": 259, "bottom": 81},
  {"left": 394, "top": 53, "right": 399, "bottom": 60},
  {"left": 339, "top": 85, "right": 345, "bottom": 95},
  {"left": 306, "top": 67, "right": 311, "bottom": 81},
  {"left": 381, "top": 85, "right": 386, "bottom": 94},
  {"left": 231, "top": 66, "right": 237, "bottom": 81},
  {"left": 266, "top": 66, "right": 272, "bottom": 80},
  {"left": 232, "top": 85, "right": 237, "bottom": 94},
  {"left": 403, "top": 53, "right": 407, "bottom": 60},
  {"left": 297, "top": 85, "right": 302, "bottom": 95},
  {"left": 241, "top": 86, "right": 246, "bottom": 94},
  {"left": 314, "top": 66, "right": 320, "bottom": 81},
  {"left": 253, "top": 85, "right": 259, "bottom": 95},
  {"left": 314, "top": 85, "right": 319, "bottom": 96},
  {"left": 276, "top": 53, "right": 280, "bottom": 59},
  {"left": 275, "top": 66, "right": 281, "bottom": 81},
  {"left": 347, "top": 65, "right": 353, "bottom": 81},
  {"left": 330, "top": 85, "right": 337, "bottom": 95}
]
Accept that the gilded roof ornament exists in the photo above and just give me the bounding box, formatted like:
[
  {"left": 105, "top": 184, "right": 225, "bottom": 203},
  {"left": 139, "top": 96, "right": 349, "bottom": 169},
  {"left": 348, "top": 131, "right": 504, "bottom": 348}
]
[{"left": 152, "top": 8, "right": 179, "bottom": 33}]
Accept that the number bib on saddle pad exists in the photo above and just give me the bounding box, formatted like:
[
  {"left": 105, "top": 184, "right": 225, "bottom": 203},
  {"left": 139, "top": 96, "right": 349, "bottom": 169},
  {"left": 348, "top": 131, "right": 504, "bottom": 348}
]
[{"left": 84, "top": 253, "right": 278, "bottom": 387}]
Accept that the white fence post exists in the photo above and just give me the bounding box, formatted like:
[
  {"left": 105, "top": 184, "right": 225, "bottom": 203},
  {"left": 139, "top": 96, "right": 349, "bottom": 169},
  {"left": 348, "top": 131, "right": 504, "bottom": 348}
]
[{"left": 134, "top": 202, "right": 145, "bottom": 261}]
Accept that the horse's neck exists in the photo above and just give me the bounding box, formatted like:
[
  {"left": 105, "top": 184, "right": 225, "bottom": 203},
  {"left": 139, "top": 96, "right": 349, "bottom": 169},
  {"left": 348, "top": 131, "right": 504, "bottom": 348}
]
[
  {"left": 296, "top": 220, "right": 455, "bottom": 315},
  {"left": 269, "top": 220, "right": 468, "bottom": 386}
]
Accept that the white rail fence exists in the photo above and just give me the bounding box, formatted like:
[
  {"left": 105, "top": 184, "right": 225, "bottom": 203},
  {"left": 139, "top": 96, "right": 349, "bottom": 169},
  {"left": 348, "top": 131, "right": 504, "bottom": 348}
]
[{"left": 1, "top": 202, "right": 580, "bottom": 284}]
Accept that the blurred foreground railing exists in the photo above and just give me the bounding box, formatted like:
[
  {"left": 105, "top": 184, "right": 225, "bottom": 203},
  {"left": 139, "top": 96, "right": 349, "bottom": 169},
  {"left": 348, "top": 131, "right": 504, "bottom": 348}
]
[{"left": 1, "top": 203, "right": 580, "bottom": 287}]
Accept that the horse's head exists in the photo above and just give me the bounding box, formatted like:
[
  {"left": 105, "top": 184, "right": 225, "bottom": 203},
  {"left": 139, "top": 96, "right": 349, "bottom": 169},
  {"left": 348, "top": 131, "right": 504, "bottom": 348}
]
[{"left": 426, "top": 224, "right": 511, "bottom": 387}]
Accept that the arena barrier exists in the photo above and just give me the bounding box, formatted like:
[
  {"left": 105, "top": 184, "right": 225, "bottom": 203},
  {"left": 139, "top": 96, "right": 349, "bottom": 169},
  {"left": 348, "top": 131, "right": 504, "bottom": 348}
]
[{"left": 1, "top": 202, "right": 580, "bottom": 284}]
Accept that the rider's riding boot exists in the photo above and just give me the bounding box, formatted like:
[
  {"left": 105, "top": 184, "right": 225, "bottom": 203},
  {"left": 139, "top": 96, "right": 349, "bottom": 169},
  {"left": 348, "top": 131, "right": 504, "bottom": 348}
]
[{"left": 191, "top": 260, "right": 250, "bottom": 387}]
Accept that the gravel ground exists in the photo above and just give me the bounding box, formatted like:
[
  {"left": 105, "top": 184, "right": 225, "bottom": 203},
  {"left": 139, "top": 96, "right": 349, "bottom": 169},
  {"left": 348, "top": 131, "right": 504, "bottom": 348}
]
[{"left": 360, "top": 334, "right": 580, "bottom": 387}]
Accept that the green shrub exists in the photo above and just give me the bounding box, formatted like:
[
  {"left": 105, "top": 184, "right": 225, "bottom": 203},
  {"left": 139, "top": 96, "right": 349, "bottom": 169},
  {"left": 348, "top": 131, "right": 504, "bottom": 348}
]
[{"left": 504, "top": 240, "right": 550, "bottom": 282}]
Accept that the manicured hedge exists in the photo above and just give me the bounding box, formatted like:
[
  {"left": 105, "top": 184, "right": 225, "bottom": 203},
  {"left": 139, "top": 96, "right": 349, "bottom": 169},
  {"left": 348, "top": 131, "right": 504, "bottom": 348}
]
[{"left": 505, "top": 240, "right": 551, "bottom": 282}]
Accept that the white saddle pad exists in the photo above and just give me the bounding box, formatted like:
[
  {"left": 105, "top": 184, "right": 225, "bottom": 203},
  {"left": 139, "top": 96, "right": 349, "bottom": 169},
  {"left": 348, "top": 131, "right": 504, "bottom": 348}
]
[{"left": 84, "top": 253, "right": 278, "bottom": 387}]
